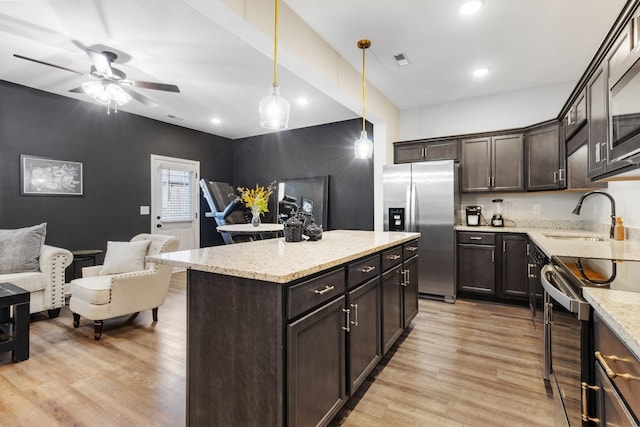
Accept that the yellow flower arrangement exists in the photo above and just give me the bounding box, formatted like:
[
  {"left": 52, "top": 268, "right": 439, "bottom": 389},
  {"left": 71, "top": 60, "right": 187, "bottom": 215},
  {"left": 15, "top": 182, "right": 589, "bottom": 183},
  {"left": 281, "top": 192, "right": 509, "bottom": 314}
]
[{"left": 236, "top": 182, "right": 275, "bottom": 215}]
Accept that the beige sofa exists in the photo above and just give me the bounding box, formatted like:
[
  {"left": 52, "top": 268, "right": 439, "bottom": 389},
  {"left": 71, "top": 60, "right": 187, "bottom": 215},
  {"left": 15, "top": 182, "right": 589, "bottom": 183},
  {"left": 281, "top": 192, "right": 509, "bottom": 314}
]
[{"left": 0, "top": 244, "right": 73, "bottom": 318}]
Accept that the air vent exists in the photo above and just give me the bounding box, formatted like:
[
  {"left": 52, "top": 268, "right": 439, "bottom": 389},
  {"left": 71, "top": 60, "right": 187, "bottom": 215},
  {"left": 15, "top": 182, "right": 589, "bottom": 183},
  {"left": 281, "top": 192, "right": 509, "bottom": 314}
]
[{"left": 393, "top": 52, "right": 410, "bottom": 67}]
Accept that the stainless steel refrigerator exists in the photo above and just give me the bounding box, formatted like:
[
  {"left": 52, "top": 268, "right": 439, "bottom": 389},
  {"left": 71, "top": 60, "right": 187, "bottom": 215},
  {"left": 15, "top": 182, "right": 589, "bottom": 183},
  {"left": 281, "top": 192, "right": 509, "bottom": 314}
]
[{"left": 383, "top": 160, "right": 459, "bottom": 302}]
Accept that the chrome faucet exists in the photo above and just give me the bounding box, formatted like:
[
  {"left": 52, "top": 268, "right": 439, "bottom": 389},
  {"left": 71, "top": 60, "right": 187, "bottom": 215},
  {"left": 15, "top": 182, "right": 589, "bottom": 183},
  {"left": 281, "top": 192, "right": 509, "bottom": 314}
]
[{"left": 571, "top": 191, "right": 616, "bottom": 239}]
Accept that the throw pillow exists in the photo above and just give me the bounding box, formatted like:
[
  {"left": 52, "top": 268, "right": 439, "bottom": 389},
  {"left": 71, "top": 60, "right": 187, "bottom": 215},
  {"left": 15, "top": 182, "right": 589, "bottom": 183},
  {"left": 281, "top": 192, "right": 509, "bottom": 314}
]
[
  {"left": 99, "top": 239, "right": 151, "bottom": 275},
  {"left": 0, "top": 223, "right": 47, "bottom": 274}
]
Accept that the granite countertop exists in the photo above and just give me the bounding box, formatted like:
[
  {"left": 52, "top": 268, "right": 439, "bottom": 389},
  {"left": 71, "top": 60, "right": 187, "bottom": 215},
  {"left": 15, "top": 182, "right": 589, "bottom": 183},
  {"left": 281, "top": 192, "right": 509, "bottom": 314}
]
[
  {"left": 148, "top": 230, "right": 420, "bottom": 284},
  {"left": 456, "top": 224, "right": 640, "bottom": 359}
]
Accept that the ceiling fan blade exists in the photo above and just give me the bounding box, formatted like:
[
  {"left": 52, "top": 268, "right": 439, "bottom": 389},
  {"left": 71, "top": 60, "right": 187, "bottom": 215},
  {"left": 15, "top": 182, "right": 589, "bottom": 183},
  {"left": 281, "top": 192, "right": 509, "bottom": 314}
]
[
  {"left": 122, "top": 87, "right": 159, "bottom": 107},
  {"left": 86, "top": 49, "right": 113, "bottom": 77},
  {"left": 13, "top": 54, "right": 84, "bottom": 75},
  {"left": 130, "top": 80, "right": 180, "bottom": 93}
]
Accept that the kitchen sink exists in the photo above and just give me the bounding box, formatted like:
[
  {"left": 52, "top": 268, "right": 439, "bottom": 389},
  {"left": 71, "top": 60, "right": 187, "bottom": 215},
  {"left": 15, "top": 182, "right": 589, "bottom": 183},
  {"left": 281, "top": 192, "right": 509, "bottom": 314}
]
[{"left": 543, "top": 234, "right": 608, "bottom": 242}]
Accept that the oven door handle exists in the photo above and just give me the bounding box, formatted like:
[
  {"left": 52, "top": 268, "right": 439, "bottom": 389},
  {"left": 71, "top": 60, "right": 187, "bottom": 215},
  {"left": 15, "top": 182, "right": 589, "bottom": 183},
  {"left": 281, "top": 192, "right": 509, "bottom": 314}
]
[{"left": 541, "top": 265, "right": 590, "bottom": 321}]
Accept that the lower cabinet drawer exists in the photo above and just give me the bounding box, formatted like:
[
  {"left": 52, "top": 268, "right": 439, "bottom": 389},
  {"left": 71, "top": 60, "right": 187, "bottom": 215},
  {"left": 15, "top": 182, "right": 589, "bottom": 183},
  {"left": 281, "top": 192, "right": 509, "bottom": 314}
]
[
  {"left": 288, "top": 268, "right": 346, "bottom": 319},
  {"left": 381, "top": 246, "right": 403, "bottom": 271},
  {"left": 403, "top": 240, "right": 419, "bottom": 259},
  {"left": 348, "top": 254, "right": 380, "bottom": 289}
]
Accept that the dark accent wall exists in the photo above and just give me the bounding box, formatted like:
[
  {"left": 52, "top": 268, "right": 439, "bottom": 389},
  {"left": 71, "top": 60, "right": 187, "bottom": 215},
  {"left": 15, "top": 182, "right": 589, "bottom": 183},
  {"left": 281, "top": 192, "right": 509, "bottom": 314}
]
[
  {"left": 232, "top": 119, "right": 374, "bottom": 230},
  {"left": 0, "top": 80, "right": 234, "bottom": 252}
]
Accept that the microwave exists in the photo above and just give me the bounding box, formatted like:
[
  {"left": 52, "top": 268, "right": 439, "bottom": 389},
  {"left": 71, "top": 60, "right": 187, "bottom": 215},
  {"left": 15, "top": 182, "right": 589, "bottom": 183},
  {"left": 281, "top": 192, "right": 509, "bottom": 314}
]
[{"left": 608, "top": 34, "right": 640, "bottom": 162}]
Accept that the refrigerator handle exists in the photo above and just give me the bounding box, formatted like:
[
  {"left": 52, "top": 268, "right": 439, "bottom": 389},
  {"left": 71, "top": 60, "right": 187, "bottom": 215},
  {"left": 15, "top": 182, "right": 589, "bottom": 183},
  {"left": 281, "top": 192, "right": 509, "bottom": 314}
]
[
  {"left": 405, "top": 184, "right": 412, "bottom": 231},
  {"left": 409, "top": 184, "right": 417, "bottom": 232}
]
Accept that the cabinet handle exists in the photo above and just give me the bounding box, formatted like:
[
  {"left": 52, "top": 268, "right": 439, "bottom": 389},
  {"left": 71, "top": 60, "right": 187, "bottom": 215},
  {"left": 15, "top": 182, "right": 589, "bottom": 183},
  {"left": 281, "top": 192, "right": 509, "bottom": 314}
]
[
  {"left": 406, "top": 246, "right": 418, "bottom": 252},
  {"left": 553, "top": 171, "right": 558, "bottom": 183},
  {"left": 595, "top": 351, "right": 640, "bottom": 381},
  {"left": 359, "top": 266, "right": 376, "bottom": 273},
  {"left": 342, "top": 308, "right": 351, "bottom": 332},
  {"left": 595, "top": 142, "right": 601, "bottom": 163},
  {"left": 602, "top": 142, "right": 607, "bottom": 162},
  {"left": 503, "top": 241, "right": 506, "bottom": 252},
  {"left": 314, "top": 285, "right": 335, "bottom": 295},
  {"left": 581, "top": 382, "right": 601, "bottom": 424},
  {"left": 558, "top": 168, "right": 565, "bottom": 182},
  {"left": 527, "top": 263, "right": 536, "bottom": 278},
  {"left": 350, "top": 303, "right": 359, "bottom": 326},
  {"left": 470, "top": 236, "right": 483, "bottom": 241},
  {"left": 401, "top": 269, "right": 409, "bottom": 287},
  {"left": 386, "top": 254, "right": 401, "bottom": 260},
  {"left": 491, "top": 250, "right": 495, "bottom": 263}
]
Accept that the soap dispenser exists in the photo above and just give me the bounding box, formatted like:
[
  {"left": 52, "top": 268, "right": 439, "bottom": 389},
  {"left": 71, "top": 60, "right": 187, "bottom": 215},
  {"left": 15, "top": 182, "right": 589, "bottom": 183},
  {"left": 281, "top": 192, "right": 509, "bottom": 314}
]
[{"left": 614, "top": 217, "right": 625, "bottom": 241}]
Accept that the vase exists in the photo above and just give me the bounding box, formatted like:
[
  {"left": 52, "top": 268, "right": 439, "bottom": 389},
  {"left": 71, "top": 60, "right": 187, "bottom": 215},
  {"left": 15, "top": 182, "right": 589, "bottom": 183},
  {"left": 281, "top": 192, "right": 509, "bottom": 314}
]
[{"left": 251, "top": 208, "right": 261, "bottom": 227}]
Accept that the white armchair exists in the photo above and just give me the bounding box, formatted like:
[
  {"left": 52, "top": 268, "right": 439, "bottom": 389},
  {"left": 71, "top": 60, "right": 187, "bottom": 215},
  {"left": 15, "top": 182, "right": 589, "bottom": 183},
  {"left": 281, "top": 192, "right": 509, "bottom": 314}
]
[
  {"left": 0, "top": 244, "right": 73, "bottom": 317},
  {"left": 69, "top": 233, "right": 179, "bottom": 340}
]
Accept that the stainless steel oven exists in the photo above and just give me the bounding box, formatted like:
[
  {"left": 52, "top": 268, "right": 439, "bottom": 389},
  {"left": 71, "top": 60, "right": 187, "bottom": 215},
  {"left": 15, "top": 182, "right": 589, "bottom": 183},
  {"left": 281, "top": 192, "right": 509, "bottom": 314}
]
[
  {"left": 541, "top": 263, "right": 593, "bottom": 427},
  {"left": 542, "top": 255, "right": 640, "bottom": 426}
]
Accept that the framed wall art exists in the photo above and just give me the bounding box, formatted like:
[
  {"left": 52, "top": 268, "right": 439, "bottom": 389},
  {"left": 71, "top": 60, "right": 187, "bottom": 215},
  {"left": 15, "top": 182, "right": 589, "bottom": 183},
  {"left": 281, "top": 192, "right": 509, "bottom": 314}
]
[{"left": 20, "top": 155, "right": 83, "bottom": 196}]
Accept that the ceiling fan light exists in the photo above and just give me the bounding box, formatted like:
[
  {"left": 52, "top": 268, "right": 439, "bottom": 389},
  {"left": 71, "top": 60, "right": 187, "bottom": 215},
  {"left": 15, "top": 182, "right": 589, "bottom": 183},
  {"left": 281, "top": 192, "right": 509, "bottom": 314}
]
[
  {"left": 106, "top": 83, "right": 132, "bottom": 106},
  {"left": 354, "top": 130, "right": 373, "bottom": 159},
  {"left": 259, "top": 84, "right": 290, "bottom": 130},
  {"left": 82, "top": 81, "right": 103, "bottom": 99}
]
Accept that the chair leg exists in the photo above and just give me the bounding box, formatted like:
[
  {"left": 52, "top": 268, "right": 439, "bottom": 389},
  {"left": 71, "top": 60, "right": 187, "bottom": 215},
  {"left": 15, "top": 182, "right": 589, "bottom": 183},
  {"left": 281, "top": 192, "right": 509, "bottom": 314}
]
[
  {"left": 152, "top": 307, "right": 158, "bottom": 322},
  {"left": 48, "top": 308, "right": 61, "bottom": 319},
  {"left": 94, "top": 320, "right": 103, "bottom": 340},
  {"left": 73, "top": 313, "right": 80, "bottom": 328}
]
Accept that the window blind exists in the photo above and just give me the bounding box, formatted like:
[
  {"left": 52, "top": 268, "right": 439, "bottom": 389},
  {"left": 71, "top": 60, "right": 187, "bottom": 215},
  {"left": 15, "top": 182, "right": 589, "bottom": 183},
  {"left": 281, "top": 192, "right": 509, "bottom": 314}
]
[{"left": 161, "top": 168, "right": 193, "bottom": 222}]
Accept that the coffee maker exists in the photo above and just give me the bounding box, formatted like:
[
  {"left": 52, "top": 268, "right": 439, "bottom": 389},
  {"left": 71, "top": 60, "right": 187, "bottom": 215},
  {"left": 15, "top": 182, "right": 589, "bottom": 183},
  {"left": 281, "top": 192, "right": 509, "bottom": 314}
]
[
  {"left": 465, "top": 206, "right": 482, "bottom": 226},
  {"left": 490, "top": 198, "right": 504, "bottom": 227}
]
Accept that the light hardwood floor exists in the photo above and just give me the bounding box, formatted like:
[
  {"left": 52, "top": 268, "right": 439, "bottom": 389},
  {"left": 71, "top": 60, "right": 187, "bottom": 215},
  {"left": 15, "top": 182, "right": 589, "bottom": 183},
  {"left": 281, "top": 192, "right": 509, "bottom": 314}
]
[{"left": 0, "top": 272, "right": 553, "bottom": 426}]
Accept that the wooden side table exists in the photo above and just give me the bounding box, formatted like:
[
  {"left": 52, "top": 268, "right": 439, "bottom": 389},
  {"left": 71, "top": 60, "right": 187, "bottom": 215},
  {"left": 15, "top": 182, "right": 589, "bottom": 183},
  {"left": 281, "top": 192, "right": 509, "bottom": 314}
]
[
  {"left": 0, "top": 282, "right": 30, "bottom": 363},
  {"left": 70, "top": 249, "right": 103, "bottom": 279}
]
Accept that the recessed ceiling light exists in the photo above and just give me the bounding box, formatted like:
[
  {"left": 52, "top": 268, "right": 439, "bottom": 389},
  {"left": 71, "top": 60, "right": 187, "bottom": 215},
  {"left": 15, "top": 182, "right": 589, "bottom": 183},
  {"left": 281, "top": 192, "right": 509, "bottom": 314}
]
[
  {"left": 211, "top": 118, "right": 221, "bottom": 125},
  {"left": 296, "top": 97, "right": 309, "bottom": 106},
  {"left": 459, "top": 0, "right": 482, "bottom": 15},
  {"left": 472, "top": 67, "right": 489, "bottom": 77}
]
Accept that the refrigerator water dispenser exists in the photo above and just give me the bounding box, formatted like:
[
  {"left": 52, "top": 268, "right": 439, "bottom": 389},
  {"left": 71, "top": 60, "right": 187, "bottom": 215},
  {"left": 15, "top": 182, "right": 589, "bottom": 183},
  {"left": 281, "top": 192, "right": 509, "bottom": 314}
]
[{"left": 388, "top": 208, "right": 405, "bottom": 231}]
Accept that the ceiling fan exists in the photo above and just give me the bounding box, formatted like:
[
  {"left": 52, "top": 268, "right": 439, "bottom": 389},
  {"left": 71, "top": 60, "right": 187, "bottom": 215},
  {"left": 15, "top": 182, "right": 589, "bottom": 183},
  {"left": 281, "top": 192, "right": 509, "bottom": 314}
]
[{"left": 13, "top": 49, "right": 180, "bottom": 112}]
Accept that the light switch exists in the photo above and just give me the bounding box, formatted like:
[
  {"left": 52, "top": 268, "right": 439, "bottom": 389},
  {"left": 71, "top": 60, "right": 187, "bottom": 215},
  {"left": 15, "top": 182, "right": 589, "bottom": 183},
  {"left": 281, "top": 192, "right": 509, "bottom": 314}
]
[{"left": 140, "top": 206, "right": 150, "bottom": 215}]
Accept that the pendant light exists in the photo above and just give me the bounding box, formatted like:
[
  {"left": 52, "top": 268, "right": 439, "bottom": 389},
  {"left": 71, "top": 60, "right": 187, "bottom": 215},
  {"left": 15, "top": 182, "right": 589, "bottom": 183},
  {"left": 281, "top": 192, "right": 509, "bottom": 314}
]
[
  {"left": 354, "top": 39, "right": 373, "bottom": 159},
  {"left": 259, "top": 0, "right": 290, "bottom": 130}
]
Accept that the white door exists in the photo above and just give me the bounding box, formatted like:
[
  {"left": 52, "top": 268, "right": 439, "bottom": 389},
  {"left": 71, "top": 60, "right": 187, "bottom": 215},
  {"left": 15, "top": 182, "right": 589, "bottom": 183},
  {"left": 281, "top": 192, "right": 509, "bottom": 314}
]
[{"left": 150, "top": 155, "right": 200, "bottom": 251}]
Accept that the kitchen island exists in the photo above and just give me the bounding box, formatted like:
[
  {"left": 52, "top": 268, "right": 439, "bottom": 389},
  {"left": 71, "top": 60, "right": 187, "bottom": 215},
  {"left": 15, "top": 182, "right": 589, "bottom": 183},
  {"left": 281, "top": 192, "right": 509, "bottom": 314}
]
[{"left": 148, "top": 230, "right": 420, "bottom": 427}]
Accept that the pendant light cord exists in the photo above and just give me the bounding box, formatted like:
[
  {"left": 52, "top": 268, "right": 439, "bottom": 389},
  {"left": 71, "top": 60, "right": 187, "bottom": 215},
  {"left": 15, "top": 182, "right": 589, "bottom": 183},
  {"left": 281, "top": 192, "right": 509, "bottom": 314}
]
[
  {"left": 361, "top": 45, "right": 366, "bottom": 132},
  {"left": 273, "top": 0, "right": 279, "bottom": 86}
]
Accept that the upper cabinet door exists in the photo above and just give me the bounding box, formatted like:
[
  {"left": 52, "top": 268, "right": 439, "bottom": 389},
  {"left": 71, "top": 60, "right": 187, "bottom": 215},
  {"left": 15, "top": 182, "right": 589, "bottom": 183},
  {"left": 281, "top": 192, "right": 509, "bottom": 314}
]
[
  {"left": 493, "top": 134, "right": 524, "bottom": 192},
  {"left": 394, "top": 142, "right": 425, "bottom": 164},
  {"left": 461, "top": 137, "right": 491, "bottom": 192},
  {"left": 588, "top": 66, "right": 608, "bottom": 178},
  {"left": 526, "top": 123, "right": 563, "bottom": 191}
]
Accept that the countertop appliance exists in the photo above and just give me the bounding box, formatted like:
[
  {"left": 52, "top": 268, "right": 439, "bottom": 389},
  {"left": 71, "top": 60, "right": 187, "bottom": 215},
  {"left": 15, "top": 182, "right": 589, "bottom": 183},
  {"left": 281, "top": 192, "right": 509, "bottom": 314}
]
[
  {"left": 465, "top": 205, "right": 481, "bottom": 226},
  {"left": 383, "top": 160, "right": 459, "bottom": 302},
  {"left": 541, "top": 255, "right": 640, "bottom": 426},
  {"left": 490, "top": 198, "right": 504, "bottom": 227}
]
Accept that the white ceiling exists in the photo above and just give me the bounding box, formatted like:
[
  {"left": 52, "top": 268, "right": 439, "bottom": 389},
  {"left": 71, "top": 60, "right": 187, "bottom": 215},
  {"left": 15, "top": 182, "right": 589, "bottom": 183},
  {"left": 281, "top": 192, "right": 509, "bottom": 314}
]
[{"left": 0, "top": 0, "right": 627, "bottom": 140}]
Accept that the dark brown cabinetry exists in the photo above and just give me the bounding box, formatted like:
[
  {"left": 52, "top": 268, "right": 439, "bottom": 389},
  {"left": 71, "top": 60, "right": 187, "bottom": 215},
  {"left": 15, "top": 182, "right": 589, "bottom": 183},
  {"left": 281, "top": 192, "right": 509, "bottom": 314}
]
[
  {"left": 288, "top": 296, "right": 348, "bottom": 427},
  {"left": 347, "top": 277, "right": 381, "bottom": 394},
  {"left": 588, "top": 66, "right": 608, "bottom": 178},
  {"left": 394, "top": 139, "right": 458, "bottom": 163},
  {"left": 402, "top": 254, "right": 419, "bottom": 327},
  {"left": 564, "top": 89, "right": 587, "bottom": 141},
  {"left": 187, "top": 239, "right": 418, "bottom": 427},
  {"left": 525, "top": 122, "right": 565, "bottom": 191},
  {"left": 457, "top": 232, "right": 529, "bottom": 302},
  {"left": 461, "top": 134, "right": 524, "bottom": 192},
  {"left": 380, "top": 241, "right": 418, "bottom": 355},
  {"left": 500, "top": 234, "right": 529, "bottom": 299},
  {"left": 457, "top": 232, "right": 496, "bottom": 294}
]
